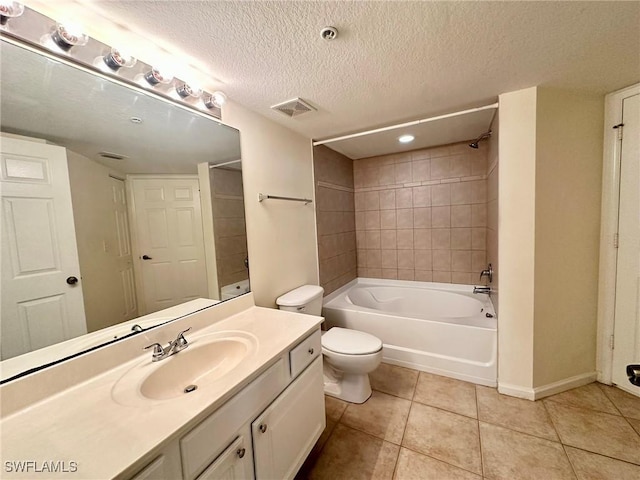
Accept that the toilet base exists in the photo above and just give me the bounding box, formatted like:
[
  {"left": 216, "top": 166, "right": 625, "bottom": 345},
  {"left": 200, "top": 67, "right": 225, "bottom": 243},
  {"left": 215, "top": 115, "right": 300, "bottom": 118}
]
[{"left": 323, "top": 362, "right": 372, "bottom": 404}]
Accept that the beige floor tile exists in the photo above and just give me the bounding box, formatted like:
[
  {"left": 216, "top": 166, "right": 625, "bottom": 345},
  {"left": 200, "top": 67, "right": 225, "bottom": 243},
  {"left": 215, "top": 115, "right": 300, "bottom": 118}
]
[
  {"left": 565, "top": 446, "right": 640, "bottom": 480},
  {"left": 306, "top": 424, "right": 399, "bottom": 480},
  {"left": 545, "top": 383, "right": 619, "bottom": 415},
  {"left": 325, "top": 395, "right": 348, "bottom": 423},
  {"left": 476, "top": 385, "right": 558, "bottom": 441},
  {"left": 370, "top": 363, "right": 418, "bottom": 400},
  {"left": 341, "top": 390, "right": 411, "bottom": 444},
  {"left": 402, "top": 402, "right": 481, "bottom": 474},
  {"left": 413, "top": 372, "right": 477, "bottom": 418},
  {"left": 545, "top": 401, "right": 640, "bottom": 465},
  {"left": 627, "top": 417, "right": 640, "bottom": 435},
  {"left": 599, "top": 384, "right": 640, "bottom": 420},
  {"left": 393, "top": 448, "right": 481, "bottom": 479},
  {"left": 479, "top": 422, "right": 576, "bottom": 480},
  {"left": 297, "top": 420, "right": 338, "bottom": 479}
]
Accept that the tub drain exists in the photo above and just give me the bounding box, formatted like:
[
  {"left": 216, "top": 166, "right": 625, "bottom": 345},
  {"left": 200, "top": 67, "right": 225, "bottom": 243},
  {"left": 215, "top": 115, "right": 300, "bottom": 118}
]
[{"left": 184, "top": 384, "right": 198, "bottom": 393}]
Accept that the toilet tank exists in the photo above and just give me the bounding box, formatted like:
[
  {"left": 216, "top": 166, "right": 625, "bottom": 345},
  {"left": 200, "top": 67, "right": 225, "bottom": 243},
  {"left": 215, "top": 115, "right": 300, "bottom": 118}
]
[{"left": 276, "top": 285, "right": 324, "bottom": 316}]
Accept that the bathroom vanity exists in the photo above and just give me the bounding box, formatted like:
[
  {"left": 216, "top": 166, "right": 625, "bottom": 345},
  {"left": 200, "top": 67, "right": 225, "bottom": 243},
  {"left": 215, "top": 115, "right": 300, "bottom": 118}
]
[{"left": 0, "top": 294, "right": 325, "bottom": 479}]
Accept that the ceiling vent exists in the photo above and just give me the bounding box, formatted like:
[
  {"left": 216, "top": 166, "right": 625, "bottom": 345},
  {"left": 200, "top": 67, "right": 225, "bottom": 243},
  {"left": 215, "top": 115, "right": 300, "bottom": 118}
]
[
  {"left": 99, "top": 151, "right": 127, "bottom": 160},
  {"left": 270, "top": 98, "right": 316, "bottom": 118}
]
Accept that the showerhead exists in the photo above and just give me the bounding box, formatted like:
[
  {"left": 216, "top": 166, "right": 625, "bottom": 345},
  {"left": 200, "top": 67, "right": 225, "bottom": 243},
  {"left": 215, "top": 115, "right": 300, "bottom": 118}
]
[{"left": 469, "top": 130, "right": 492, "bottom": 149}]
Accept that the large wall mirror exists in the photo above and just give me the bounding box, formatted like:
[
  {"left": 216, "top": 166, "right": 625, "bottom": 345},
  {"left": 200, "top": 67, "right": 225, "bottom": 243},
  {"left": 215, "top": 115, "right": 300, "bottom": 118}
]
[{"left": 0, "top": 38, "right": 249, "bottom": 382}]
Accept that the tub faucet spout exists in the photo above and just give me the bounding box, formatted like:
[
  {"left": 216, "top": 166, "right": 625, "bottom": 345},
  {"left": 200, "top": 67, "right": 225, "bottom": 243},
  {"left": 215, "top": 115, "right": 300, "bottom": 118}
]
[{"left": 473, "top": 286, "right": 491, "bottom": 295}]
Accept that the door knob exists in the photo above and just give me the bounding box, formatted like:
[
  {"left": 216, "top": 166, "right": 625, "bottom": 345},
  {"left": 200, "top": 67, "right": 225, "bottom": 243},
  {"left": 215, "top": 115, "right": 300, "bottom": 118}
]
[
  {"left": 259, "top": 424, "right": 267, "bottom": 433},
  {"left": 627, "top": 364, "right": 640, "bottom": 387},
  {"left": 142, "top": 255, "right": 152, "bottom": 260},
  {"left": 66, "top": 276, "right": 78, "bottom": 285}
]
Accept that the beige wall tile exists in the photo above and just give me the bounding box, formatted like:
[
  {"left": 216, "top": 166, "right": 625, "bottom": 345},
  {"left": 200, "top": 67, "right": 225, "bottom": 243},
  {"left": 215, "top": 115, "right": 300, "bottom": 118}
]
[
  {"left": 364, "top": 191, "right": 380, "bottom": 210},
  {"left": 397, "top": 229, "right": 414, "bottom": 249},
  {"left": 381, "top": 249, "right": 398, "bottom": 268},
  {"left": 366, "top": 230, "right": 381, "bottom": 250},
  {"left": 451, "top": 205, "right": 472, "bottom": 227},
  {"left": 380, "top": 209, "right": 397, "bottom": 230},
  {"left": 395, "top": 162, "right": 412, "bottom": 184},
  {"left": 398, "top": 250, "right": 415, "bottom": 269},
  {"left": 398, "top": 269, "right": 415, "bottom": 280},
  {"left": 365, "top": 210, "right": 381, "bottom": 230},
  {"left": 363, "top": 166, "right": 380, "bottom": 187},
  {"left": 471, "top": 180, "right": 487, "bottom": 204},
  {"left": 368, "top": 267, "right": 382, "bottom": 277},
  {"left": 432, "top": 206, "right": 451, "bottom": 227},
  {"left": 413, "top": 207, "right": 431, "bottom": 228},
  {"left": 450, "top": 154, "right": 471, "bottom": 177},
  {"left": 431, "top": 157, "right": 451, "bottom": 179},
  {"left": 397, "top": 208, "right": 414, "bottom": 228},
  {"left": 414, "top": 250, "right": 432, "bottom": 270},
  {"left": 451, "top": 228, "right": 472, "bottom": 250},
  {"left": 380, "top": 230, "right": 397, "bottom": 250},
  {"left": 396, "top": 188, "right": 413, "bottom": 208},
  {"left": 355, "top": 211, "right": 365, "bottom": 231},
  {"left": 451, "top": 182, "right": 472, "bottom": 205},
  {"left": 412, "top": 160, "right": 430, "bottom": 182},
  {"left": 432, "top": 228, "right": 451, "bottom": 249},
  {"left": 471, "top": 153, "right": 487, "bottom": 176},
  {"left": 430, "top": 145, "right": 451, "bottom": 158},
  {"left": 412, "top": 149, "right": 431, "bottom": 160},
  {"left": 410, "top": 185, "right": 430, "bottom": 207},
  {"left": 357, "top": 249, "right": 366, "bottom": 267},
  {"left": 471, "top": 250, "right": 487, "bottom": 272},
  {"left": 433, "top": 249, "right": 451, "bottom": 271},
  {"left": 415, "top": 270, "right": 433, "bottom": 282},
  {"left": 356, "top": 229, "right": 366, "bottom": 249},
  {"left": 414, "top": 229, "right": 432, "bottom": 250},
  {"left": 381, "top": 268, "right": 398, "bottom": 279},
  {"left": 471, "top": 228, "right": 486, "bottom": 250},
  {"left": 379, "top": 164, "right": 395, "bottom": 185},
  {"left": 431, "top": 183, "right": 451, "bottom": 206},
  {"left": 471, "top": 203, "right": 487, "bottom": 227},
  {"left": 452, "top": 250, "right": 472, "bottom": 272},
  {"left": 379, "top": 189, "right": 396, "bottom": 209},
  {"left": 433, "top": 271, "right": 452, "bottom": 283},
  {"left": 452, "top": 272, "right": 472, "bottom": 284}
]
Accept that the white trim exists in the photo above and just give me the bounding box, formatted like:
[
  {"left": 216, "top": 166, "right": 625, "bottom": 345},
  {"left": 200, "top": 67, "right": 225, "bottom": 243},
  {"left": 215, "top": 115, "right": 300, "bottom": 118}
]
[
  {"left": 532, "top": 372, "right": 598, "bottom": 400},
  {"left": 497, "top": 383, "right": 535, "bottom": 400},
  {"left": 312, "top": 103, "right": 498, "bottom": 146},
  {"left": 596, "top": 83, "right": 640, "bottom": 385}
]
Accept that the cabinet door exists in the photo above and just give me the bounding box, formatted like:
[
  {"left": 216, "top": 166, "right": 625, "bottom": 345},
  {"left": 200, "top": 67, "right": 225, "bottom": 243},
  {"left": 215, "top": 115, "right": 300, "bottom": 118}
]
[
  {"left": 196, "top": 436, "right": 252, "bottom": 480},
  {"left": 252, "top": 356, "right": 325, "bottom": 480}
]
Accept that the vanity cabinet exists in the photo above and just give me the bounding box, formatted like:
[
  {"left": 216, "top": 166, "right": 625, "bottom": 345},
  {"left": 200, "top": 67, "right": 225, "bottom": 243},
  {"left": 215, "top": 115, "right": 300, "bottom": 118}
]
[{"left": 155, "top": 329, "right": 325, "bottom": 480}]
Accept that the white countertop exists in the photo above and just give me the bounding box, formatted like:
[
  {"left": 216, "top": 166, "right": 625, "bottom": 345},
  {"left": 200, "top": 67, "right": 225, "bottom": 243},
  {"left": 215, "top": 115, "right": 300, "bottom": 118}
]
[{"left": 0, "top": 304, "right": 321, "bottom": 479}]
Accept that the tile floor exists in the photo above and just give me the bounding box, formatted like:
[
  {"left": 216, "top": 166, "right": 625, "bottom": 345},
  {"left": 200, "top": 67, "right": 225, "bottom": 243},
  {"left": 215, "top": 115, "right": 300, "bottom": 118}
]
[{"left": 297, "top": 363, "right": 640, "bottom": 480}]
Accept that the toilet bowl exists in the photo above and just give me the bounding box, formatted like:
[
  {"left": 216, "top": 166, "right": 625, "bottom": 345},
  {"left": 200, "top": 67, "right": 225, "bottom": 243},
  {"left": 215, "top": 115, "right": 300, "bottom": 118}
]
[
  {"left": 321, "top": 327, "right": 382, "bottom": 403},
  {"left": 276, "top": 285, "right": 383, "bottom": 404}
]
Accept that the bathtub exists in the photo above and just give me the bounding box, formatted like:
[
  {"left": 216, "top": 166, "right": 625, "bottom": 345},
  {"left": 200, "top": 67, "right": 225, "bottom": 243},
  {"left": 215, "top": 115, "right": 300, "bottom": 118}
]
[{"left": 322, "top": 278, "right": 497, "bottom": 386}]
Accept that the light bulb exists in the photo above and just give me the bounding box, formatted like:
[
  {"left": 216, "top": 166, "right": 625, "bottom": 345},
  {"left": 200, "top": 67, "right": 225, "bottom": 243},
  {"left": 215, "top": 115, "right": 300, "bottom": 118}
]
[
  {"left": 143, "top": 66, "right": 174, "bottom": 86},
  {"left": 204, "top": 91, "right": 227, "bottom": 109},
  {"left": 0, "top": 1, "right": 24, "bottom": 25},
  {"left": 103, "top": 47, "right": 136, "bottom": 70},
  {"left": 50, "top": 23, "right": 89, "bottom": 51},
  {"left": 176, "top": 83, "right": 202, "bottom": 99},
  {"left": 398, "top": 134, "right": 415, "bottom": 144}
]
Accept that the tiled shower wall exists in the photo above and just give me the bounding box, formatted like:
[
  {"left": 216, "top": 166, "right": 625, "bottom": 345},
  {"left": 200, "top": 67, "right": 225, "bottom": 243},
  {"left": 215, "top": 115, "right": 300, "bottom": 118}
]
[
  {"left": 487, "top": 114, "right": 499, "bottom": 312},
  {"left": 354, "top": 142, "right": 489, "bottom": 283},
  {"left": 313, "top": 145, "right": 357, "bottom": 295}
]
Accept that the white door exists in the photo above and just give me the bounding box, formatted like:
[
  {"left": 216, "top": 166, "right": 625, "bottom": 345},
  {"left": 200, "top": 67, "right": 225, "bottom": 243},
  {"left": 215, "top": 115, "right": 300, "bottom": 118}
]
[
  {"left": 0, "top": 137, "right": 87, "bottom": 360},
  {"left": 612, "top": 93, "right": 640, "bottom": 394},
  {"left": 110, "top": 177, "right": 137, "bottom": 321},
  {"left": 129, "top": 176, "right": 208, "bottom": 315}
]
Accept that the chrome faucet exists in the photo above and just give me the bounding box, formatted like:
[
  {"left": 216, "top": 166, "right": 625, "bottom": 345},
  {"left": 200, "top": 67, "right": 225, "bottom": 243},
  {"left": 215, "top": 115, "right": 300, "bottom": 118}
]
[
  {"left": 473, "top": 286, "right": 491, "bottom": 295},
  {"left": 144, "top": 327, "right": 191, "bottom": 362},
  {"left": 479, "top": 263, "right": 493, "bottom": 283}
]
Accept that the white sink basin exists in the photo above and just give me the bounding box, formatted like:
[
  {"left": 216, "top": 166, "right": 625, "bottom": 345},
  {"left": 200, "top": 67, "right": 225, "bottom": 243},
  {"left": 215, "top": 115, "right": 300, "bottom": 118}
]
[{"left": 111, "top": 331, "right": 258, "bottom": 406}]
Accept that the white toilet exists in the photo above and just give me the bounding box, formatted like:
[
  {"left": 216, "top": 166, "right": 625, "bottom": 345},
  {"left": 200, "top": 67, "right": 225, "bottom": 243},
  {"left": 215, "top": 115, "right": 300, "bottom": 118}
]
[{"left": 276, "top": 285, "right": 383, "bottom": 404}]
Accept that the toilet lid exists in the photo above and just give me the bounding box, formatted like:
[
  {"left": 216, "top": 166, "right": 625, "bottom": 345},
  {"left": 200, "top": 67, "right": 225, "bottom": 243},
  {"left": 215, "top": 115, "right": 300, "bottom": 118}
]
[{"left": 322, "top": 327, "right": 382, "bottom": 355}]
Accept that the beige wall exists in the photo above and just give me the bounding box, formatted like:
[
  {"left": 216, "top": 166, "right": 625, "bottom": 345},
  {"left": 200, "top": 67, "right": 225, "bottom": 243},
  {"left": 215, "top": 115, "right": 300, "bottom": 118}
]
[
  {"left": 67, "top": 151, "right": 133, "bottom": 332},
  {"left": 532, "top": 88, "right": 603, "bottom": 387},
  {"left": 487, "top": 112, "right": 499, "bottom": 313},
  {"left": 354, "top": 142, "right": 488, "bottom": 284},
  {"left": 223, "top": 102, "right": 319, "bottom": 307},
  {"left": 498, "top": 86, "right": 603, "bottom": 395},
  {"left": 498, "top": 87, "right": 538, "bottom": 391},
  {"left": 313, "top": 145, "right": 357, "bottom": 295}
]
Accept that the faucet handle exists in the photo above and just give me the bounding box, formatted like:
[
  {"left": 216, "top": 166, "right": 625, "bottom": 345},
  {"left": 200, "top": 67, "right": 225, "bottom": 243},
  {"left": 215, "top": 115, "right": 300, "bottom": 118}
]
[
  {"left": 144, "top": 342, "right": 165, "bottom": 359},
  {"left": 479, "top": 263, "right": 493, "bottom": 283},
  {"left": 173, "top": 327, "right": 192, "bottom": 351}
]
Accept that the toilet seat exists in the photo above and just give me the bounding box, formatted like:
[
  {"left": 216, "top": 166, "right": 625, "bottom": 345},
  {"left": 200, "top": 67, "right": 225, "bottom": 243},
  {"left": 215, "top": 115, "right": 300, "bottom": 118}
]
[{"left": 321, "top": 327, "right": 382, "bottom": 355}]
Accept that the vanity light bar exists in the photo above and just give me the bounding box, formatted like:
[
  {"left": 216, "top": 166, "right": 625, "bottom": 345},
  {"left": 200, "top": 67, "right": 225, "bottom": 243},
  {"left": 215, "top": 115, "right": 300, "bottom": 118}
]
[{"left": 0, "top": 4, "right": 224, "bottom": 120}]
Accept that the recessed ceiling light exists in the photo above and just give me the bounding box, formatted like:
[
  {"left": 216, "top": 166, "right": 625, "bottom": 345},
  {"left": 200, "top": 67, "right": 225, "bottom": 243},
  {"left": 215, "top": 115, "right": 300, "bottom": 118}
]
[
  {"left": 398, "top": 134, "right": 415, "bottom": 144},
  {"left": 130, "top": 116, "right": 143, "bottom": 124}
]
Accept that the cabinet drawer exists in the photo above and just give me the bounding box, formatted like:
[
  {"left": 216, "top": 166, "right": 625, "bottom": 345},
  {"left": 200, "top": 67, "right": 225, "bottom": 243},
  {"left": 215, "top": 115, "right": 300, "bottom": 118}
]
[
  {"left": 180, "top": 358, "right": 286, "bottom": 480},
  {"left": 289, "top": 329, "right": 321, "bottom": 379}
]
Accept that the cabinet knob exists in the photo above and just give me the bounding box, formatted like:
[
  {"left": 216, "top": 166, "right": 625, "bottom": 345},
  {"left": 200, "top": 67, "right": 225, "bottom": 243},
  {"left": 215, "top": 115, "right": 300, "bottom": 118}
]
[
  {"left": 308, "top": 348, "right": 314, "bottom": 355},
  {"left": 259, "top": 424, "right": 268, "bottom": 433},
  {"left": 236, "top": 448, "right": 246, "bottom": 458}
]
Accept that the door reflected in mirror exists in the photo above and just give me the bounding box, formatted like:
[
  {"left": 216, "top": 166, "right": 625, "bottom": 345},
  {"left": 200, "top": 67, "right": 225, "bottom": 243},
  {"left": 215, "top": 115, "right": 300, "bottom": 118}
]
[{"left": 0, "top": 39, "right": 249, "bottom": 382}]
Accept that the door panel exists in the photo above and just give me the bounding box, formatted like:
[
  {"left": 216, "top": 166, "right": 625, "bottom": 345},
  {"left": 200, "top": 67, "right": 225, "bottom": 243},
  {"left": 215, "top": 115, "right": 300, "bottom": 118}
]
[
  {"left": 1, "top": 137, "right": 87, "bottom": 360},
  {"left": 130, "top": 177, "right": 208, "bottom": 314},
  {"left": 612, "top": 93, "right": 640, "bottom": 395}
]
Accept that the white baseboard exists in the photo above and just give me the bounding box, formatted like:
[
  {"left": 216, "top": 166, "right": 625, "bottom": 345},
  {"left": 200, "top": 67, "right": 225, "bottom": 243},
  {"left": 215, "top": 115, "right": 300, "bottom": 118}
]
[
  {"left": 498, "top": 371, "right": 597, "bottom": 401},
  {"left": 532, "top": 371, "right": 597, "bottom": 400}
]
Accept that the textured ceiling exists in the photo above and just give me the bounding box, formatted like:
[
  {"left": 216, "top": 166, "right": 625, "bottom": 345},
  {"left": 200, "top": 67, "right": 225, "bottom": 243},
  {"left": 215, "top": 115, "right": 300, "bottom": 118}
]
[{"left": 23, "top": 1, "right": 640, "bottom": 154}]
